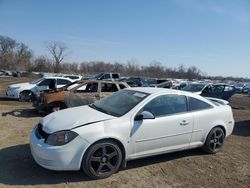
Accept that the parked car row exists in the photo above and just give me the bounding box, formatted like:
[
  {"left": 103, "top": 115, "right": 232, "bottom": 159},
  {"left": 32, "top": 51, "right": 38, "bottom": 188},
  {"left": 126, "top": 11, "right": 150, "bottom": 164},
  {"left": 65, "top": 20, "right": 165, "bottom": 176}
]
[
  {"left": 6, "top": 77, "right": 74, "bottom": 101},
  {"left": 180, "top": 82, "right": 236, "bottom": 101},
  {"left": 230, "top": 82, "right": 250, "bottom": 94},
  {"left": 6, "top": 76, "right": 237, "bottom": 108},
  {"left": 4, "top": 74, "right": 236, "bottom": 179},
  {"left": 33, "top": 80, "right": 129, "bottom": 113},
  {"left": 0, "top": 70, "right": 22, "bottom": 77}
]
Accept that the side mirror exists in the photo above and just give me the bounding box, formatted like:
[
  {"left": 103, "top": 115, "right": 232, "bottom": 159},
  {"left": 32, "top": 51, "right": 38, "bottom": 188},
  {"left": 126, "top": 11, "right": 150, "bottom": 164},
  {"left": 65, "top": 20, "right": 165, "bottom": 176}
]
[{"left": 134, "top": 111, "right": 155, "bottom": 121}]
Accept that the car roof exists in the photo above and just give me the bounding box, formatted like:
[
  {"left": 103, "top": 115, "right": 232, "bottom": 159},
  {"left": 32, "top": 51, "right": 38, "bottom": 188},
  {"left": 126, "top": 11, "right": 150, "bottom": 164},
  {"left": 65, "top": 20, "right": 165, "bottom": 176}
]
[
  {"left": 213, "top": 83, "right": 228, "bottom": 86},
  {"left": 126, "top": 87, "right": 189, "bottom": 95},
  {"left": 42, "top": 76, "right": 73, "bottom": 80},
  {"left": 78, "top": 79, "right": 128, "bottom": 84},
  {"left": 125, "top": 87, "right": 217, "bottom": 107}
]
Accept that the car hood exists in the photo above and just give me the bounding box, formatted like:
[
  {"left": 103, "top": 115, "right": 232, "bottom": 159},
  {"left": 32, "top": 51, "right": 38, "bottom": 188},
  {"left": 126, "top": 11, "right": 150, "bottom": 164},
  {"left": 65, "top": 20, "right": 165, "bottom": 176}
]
[
  {"left": 40, "top": 105, "right": 115, "bottom": 133},
  {"left": 9, "top": 82, "right": 34, "bottom": 89},
  {"left": 194, "top": 91, "right": 202, "bottom": 95}
]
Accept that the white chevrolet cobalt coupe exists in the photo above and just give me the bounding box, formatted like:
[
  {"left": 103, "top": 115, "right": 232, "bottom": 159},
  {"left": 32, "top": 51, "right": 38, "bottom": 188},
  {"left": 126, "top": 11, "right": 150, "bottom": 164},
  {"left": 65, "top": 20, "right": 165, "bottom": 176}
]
[{"left": 30, "top": 88, "right": 234, "bottom": 179}]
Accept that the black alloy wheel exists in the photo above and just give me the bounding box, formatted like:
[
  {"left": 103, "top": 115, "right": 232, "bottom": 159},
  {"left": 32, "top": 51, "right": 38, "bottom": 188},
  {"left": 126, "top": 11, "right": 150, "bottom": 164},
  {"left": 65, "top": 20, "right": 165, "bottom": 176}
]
[
  {"left": 203, "top": 127, "right": 225, "bottom": 154},
  {"left": 82, "top": 141, "right": 122, "bottom": 179},
  {"left": 19, "top": 90, "right": 33, "bottom": 102}
]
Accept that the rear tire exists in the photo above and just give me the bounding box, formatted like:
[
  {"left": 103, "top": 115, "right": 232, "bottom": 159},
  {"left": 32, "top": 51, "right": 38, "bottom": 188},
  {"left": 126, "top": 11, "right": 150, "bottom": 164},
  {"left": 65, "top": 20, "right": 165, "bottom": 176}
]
[
  {"left": 82, "top": 140, "right": 122, "bottom": 179},
  {"left": 202, "top": 127, "right": 225, "bottom": 154}
]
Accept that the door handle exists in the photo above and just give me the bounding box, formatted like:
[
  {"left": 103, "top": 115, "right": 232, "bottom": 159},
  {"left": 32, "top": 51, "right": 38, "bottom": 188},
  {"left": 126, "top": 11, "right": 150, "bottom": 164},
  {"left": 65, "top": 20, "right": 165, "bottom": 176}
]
[{"left": 180, "top": 120, "right": 190, "bottom": 126}]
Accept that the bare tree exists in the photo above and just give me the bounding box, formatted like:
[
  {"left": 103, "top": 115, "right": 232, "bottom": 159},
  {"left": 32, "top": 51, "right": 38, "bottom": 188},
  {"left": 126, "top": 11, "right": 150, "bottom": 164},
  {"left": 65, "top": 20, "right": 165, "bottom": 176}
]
[
  {"left": 15, "top": 43, "right": 33, "bottom": 70},
  {"left": 29, "top": 56, "right": 52, "bottom": 72},
  {"left": 0, "top": 35, "right": 32, "bottom": 70},
  {"left": 47, "top": 42, "right": 67, "bottom": 73}
]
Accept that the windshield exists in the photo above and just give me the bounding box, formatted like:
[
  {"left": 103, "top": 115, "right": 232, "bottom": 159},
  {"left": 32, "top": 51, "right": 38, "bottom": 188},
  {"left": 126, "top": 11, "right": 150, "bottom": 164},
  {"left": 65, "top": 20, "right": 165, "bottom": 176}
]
[
  {"left": 94, "top": 73, "right": 104, "bottom": 79},
  {"left": 30, "top": 78, "right": 43, "bottom": 84},
  {"left": 90, "top": 90, "right": 149, "bottom": 117},
  {"left": 182, "top": 84, "right": 206, "bottom": 92},
  {"left": 127, "top": 78, "right": 140, "bottom": 83}
]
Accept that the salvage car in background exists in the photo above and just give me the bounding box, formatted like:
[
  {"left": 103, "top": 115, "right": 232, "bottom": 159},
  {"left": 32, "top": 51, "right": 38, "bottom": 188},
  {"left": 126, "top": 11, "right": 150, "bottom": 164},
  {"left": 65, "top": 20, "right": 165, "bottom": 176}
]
[
  {"left": 30, "top": 88, "right": 234, "bottom": 179},
  {"left": 200, "top": 84, "right": 236, "bottom": 101},
  {"left": 33, "top": 80, "right": 129, "bottom": 113},
  {"left": 242, "top": 84, "right": 250, "bottom": 94},
  {"left": 234, "top": 83, "right": 245, "bottom": 93},
  {"left": 6, "top": 77, "right": 74, "bottom": 101},
  {"left": 126, "top": 77, "right": 157, "bottom": 87},
  {"left": 181, "top": 82, "right": 208, "bottom": 93},
  {"left": 155, "top": 80, "right": 173, "bottom": 88},
  {"left": 182, "top": 83, "right": 236, "bottom": 101},
  {"left": 83, "top": 72, "right": 120, "bottom": 81}
]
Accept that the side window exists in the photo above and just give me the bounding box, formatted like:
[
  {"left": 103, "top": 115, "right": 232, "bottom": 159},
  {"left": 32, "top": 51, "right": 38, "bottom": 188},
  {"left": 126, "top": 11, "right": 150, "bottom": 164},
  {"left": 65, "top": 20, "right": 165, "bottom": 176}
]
[
  {"left": 101, "top": 83, "right": 118, "bottom": 92},
  {"left": 202, "top": 85, "right": 213, "bottom": 94},
  {"left": 213, "top": 85, "right": 225, "bottom": 93},
  {"left": 224, "top": 86, "right": 234, "bottom": 92},
  {"left": 188, "top": 97, "right": 212, "bottom": 111},
  {"left": 57, "top": 79, "right": 70, "bottom": 85},
  {"left": 142, "top": 95, "right": 187, "bottom": 117},
  {"left": 76, "top": 82, "right": 98, "bottom": 93},
  {"left": 119, "top": 84, "right": 126, "bottom": 89},
  {"left": 112, "top": 74, "right": 119, "bottom": 79},
  {"left": 38, "top": 79, "right": 55, "bottom": 86},
  {"left": 102, "top": 74, "right": 111, "bottom": 79}
]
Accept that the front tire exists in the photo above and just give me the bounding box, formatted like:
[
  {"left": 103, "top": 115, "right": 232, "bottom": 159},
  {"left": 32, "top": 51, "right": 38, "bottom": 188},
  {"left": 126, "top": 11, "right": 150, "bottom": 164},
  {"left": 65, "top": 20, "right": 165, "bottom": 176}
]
[
  {"left": 82, "top": 140, "right": 122, "bottom": 179},
  {"left": 203, "top": 127, "right": 225, "bottom": 154},
  {"left": 19, "top": 90, "right": 34, "bottom": 102}
]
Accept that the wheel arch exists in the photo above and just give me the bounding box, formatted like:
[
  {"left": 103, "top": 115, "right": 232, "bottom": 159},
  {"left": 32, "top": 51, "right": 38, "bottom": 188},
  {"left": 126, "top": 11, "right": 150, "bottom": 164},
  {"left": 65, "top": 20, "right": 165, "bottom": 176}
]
[
  {"left": 203, "top": 124, "right": 227, "bottom": 143},
  {"left": 81, "top": 137, "right": 127, "bottom": 169},
  {"left": 214, "top": 125, "right": 226, "bottom": 136},
  {"left": 19, "top": 89, "right": 34, "bottom": 95},
  {"left": 18, "top": 89, "right": 35, "bottom": 100}
]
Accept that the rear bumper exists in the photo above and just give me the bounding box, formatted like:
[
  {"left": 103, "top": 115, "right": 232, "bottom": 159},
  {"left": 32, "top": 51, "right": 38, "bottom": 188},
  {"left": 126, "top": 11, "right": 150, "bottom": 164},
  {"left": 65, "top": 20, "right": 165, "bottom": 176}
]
[{"left": 226, "top": 119, "right": 234, "bottom": 137}]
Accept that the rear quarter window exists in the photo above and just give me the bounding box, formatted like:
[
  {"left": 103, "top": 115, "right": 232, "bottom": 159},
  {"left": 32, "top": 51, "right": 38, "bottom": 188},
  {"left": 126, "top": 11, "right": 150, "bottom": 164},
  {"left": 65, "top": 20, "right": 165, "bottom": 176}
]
[
  {"left": 188, "top": 97, "right": 213, "bottom": 111},
  {"left": 57, "top": 79, "right": 71, "bottom": 85}
]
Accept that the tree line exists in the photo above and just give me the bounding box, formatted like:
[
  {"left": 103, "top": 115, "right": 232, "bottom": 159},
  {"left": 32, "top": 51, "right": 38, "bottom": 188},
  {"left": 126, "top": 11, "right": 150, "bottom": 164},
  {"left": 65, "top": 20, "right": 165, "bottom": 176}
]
[{"left": 0, "top": 35, "right": 248, "bottom": 81}]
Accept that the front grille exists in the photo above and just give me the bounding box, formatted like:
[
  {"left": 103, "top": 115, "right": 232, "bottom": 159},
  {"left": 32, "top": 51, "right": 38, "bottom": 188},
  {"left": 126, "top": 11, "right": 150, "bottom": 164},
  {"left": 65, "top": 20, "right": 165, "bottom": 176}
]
[{"left": 35, "top": 123, "right": 49, "bottom": 140}]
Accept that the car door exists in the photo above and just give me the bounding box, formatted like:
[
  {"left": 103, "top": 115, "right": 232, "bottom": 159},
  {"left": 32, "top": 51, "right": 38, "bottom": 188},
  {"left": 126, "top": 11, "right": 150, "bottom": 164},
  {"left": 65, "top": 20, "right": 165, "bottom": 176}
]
[
  {"left": 36, "top": 79, "right": 56, "bottom": 92},
  {"left": 201, "top": 85, "right": 213, "bottom": 97},
  {"left": 210, "top": 85, "right": 225, "bottom": 99},
  {"left": 130, "top": 94, "right": 193, "bottom": 157},
  {"left": 222, "top": 85, "right": 236, "bottom": 100},
  {"left": 99, "top": 82, "right": 119, "bottom": 99},
  {"left": 68, "top": 82, "right": 100, "bottom": 107},
  {"left": 56, "top": 79, "right": 71, "bottom": 88},
  {"left": 188, "top": 96, "right": 215, "bottom": 146}
]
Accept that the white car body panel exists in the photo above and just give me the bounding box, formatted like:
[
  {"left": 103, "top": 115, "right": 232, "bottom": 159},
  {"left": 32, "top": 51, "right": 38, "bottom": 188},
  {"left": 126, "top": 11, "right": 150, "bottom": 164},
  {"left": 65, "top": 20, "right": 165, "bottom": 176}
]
[
  {"left": 41, "top": 105, "right": 115, "bottom": 134},
  {"left": 6, "top": 77, "right": 73, "bottom": 99},
  {"left": 130, "top": 112, "right": 193, "bottom": 158},
  {"left": 30, "top": 87, "right": 234, "bottom": 171}
]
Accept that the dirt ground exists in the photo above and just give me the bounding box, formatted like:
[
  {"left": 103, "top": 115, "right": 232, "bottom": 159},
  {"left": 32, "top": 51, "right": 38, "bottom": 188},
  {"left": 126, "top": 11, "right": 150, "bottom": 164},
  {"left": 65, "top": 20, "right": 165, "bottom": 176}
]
[{"left": 0, "top": 77, "right": 249, "bottom": 188}]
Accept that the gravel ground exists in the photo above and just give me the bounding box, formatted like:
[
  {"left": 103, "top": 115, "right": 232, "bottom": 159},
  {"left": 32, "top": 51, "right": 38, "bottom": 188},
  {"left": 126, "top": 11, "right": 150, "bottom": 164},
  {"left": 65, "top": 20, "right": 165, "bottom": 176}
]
[{"left": 0, "top": 77, "right": 249, "bottom": 188}]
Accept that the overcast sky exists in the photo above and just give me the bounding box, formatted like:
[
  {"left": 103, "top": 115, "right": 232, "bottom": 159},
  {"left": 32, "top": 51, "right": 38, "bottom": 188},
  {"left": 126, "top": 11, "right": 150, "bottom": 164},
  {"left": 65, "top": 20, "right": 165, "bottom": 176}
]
[{"left": 1, "top": 0, "right": 250, "bottom": 77}]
